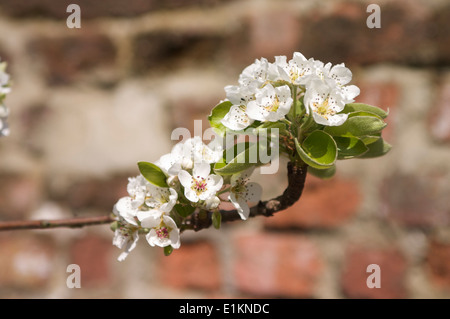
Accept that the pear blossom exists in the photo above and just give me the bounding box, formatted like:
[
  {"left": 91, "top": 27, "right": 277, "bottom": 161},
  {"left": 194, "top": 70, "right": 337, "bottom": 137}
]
[
  {"left": 204, "top": 196, "right": 220, "bottom": 210},
  {"left": 304, "top": 80, "right": 348, "bottom": 126},
  {"left": 221, "top": 85, "right": 256, "bottom": 130},
  {"left": 221, "top": 105, "right": 254, "bottom": 131},
  {"left": 246, "top": 84, "right": 293, "bottom": 122},
  {"left": 276, "top": 52, "right": 315, "bottom": 86},
  {"left": 156, "top": 136, "right": 222, "bottom": 176},
  {"left": 113, "top": 197, "right": 140, "bottom": 226},
  {"left": 139, "top": 212, "right": 181, "bottom": 249},
  {"left": 145, "top": 185, "right": 178, "bottom": 213},
  {"left": 0, "top": 60, "right": 10, "bottom": 96},
  {"left": 112, "top": 225, "right": 139, "bottom": 261},
  {"left": 238, "top": 57, "right": 279, "bottom": 87},
  {"left": 0, "top": 103, "right": 9, "bottom": 137},
  {"left": 0, "top": 60, "right": 11, "bottom": 137},
  {"left": 178, "top": 162, "right": 223, "bottom": 203},
  {"left": 228, "top": 168, "right": 262, "bottom": 220}
]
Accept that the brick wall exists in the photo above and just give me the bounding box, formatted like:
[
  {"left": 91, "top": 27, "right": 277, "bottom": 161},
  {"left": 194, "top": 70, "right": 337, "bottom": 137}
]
[{"left": 0, "top": 0, "right": 449, "bottom": 299}]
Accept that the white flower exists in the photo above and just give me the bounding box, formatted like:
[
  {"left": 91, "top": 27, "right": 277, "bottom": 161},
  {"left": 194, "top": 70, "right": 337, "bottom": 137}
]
[
  {"left": 221, "top": 85, "right": 256, "bottom": 130},
  {"left": 238, "top": 57, "right": 279, "bottom": 87},
  {"left": 246, "top": 84, "right": 293, "bottom": 122},
  {"left": 221, "top": 105, "right": 254, "bottom": 130},
  {"left": 276, "top": 53, "right": 315, "bottom": 86},
  {"left": 113, "top": 225, "right": 139, "bottom": 262},
  {"left": 304, "top": 80, "right": 348, "bottom": 126},
  {"left": 139, "top": 212, "right": 181, "bottom": 249},
  {"left": 0, "top": 61, "right": 11, "bottom": 96},
  {"left": 127, "top": 175, "right": 149, "bottom": 209},
  {"left": 113, "top": 197, "right": 139, "bottom": 226},
  {"left": 313, "top": 61, "right": 360, "bottom": 103},
  {"left": 229, "top": 168, "right": 262, "bottom": 220},
  {"left": 156, "top": 137, "right": 222, "bottom": 176},
  {"left": 178, "top": 162, "right": 223, "bottom": 203},
  {"left": 204, "top": 196, "right": 220, "bottom": 210},
  {"left": 145, "top": 185, "right": 178, "bottom": 213}
]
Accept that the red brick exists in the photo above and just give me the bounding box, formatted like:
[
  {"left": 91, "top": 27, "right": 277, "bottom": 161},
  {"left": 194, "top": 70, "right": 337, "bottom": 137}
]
[
  {"left": 132, "top": 31, "right": 225, "bottom": 74},
  {"left": 70, "top": 234, "right": 113, "bottom": 287},
  {"left": 264, "top": 175, "right": 361, "bottom": 229},
  {"left": 248, "top": 10, "right": 301, "bottom": 60},
  {"left": 29, "top": 32, "right": 117, "bottom": 85},
  {"left": 159, "top": 241, "right": 222, "bottom": 291},
  {"left": 426, "top": 240, "right": 450, "bottom": 290},
  {"left": 0, "top": 234, "right": 54, "bottom": 290},
  {"left": 341, "top": 246, "right": 407, "bottom": 299},
  {"left": 380, "top": 172, "right": 450, "bottom": 228},
  {"left": 169, "top": 97, "right": 220, "bottom": 137},
  {"left": 0, "top": 174, "right": 42, "bottom": 220},
  {"left": 60, "top": 174, "right": 130, "bottom": 211},
  {"left": 0, "top": 0, "right": 233, "bottom": 19},
  {"left": 233, "top": 233, "right": 323, "bottom": 297},
  {"left": 299, "top": 3, "right": 435, "bottom": 66},
  {"left": 429, "top": 79, "right": 450, "bottom": 143},
  {"left": 434, "top": 5, "right": 450, "bottom": 64}
]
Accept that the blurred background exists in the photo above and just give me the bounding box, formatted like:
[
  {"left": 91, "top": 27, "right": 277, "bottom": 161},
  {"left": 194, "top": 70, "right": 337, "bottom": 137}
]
[{"left": 0, "top": 0, "right": 449, "bottom": 299}]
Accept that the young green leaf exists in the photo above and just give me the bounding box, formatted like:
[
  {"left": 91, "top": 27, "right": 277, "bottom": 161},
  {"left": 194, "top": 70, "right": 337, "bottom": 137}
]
[
  {"left": 207, "top": 100, "right": 233, "bottom": 136},
  {"left": 341, "top": 103, "right": 388, "bottom": 119},
  {"left": 137, "top": 161, "right": 169, "bottom": 188},
  {"left": 324, "top": 116, "right": 387, "bottom": 137},
  {"left": 334, "top": 136, "right": 369, "bottom": 159},
  {"left": 174, "top": 204, "right": 196, "bottom": 218},
  {"left": 295, "top": 131, "right": 337, "bottom": 169},
  {"left": 358, "top": 138, "right": 392, "bottom": 158},
  {"left": 307, "top": 165, "right": 336, "bottom": 179},
  {"left": 214, "top": 142, "right": 259, "bottom": 175}
]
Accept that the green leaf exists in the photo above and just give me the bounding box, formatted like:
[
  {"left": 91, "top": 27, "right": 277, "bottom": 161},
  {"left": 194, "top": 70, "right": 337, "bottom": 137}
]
[
  {"left": 254, "top": 121, "right": 287, "bottom": 134},
  {"left": 334, "top": 136, "right": 369, "bottom": 159},
  {"left": 207, "top": 100, "right": 233, "bottom": 136},
  {"left": 324, "top": 116, "right": 387, "bottom": 137},
  {"left": 360, "top": 135, "right": 381, "bottom": 145},
  {"left": 358, "top": 138, "right": 392, "bottom": 158},
  {"left": 295, "top": 130, "right": 337, "bottom": 169},
  {"left": 174, "top": 204, "right": 196, "bottom": 218},
  {"left": 212, "top": 210, "right": 222, "bottom": 229},
  {"left": 308, "top": 165, "right": 336, "bottom": 179},
  {"left": 341, "top": 103, "right": 388, "bottom": 119},
  {"left": 214, "top": 142, "right": 259, "bottom": 175},
  {"left": 164, "top": 245, "right": 173, "bottom": 256},
  {"left": 137, "top": 162, "right": 168, "bottom": 188}
]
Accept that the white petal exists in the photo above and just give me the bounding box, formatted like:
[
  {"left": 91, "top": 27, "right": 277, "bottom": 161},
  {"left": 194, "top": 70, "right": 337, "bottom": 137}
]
[
  {"left": 245, "top": 182, "right": 262, "bottom": 202},
  {"left": 192, "top": 163, "right": 211, "bottom": 179},
  {"left": 169, "top": 229, "right": 181, "bottom": 249},
  {"left": 327, "top": 113, "right": 348, "bottom": 126},
  {"left": 139, "top": 212, "right": 160, "bottom": 228},
  {"left": 184, "top": 188, "right": 199, "bottom": 203},
  {"left": 178, "top": 170, "right": 192, "bottom": 188}
]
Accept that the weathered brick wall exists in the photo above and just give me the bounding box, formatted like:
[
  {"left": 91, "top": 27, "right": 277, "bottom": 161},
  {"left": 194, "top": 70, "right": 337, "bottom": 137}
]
[{"left": 0, "top": 0, "right": 449, "bottom": 298}]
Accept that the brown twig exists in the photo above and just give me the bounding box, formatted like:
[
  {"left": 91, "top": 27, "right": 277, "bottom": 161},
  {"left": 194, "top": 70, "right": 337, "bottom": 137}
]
[
  {"left": 0, "top": 215, "right": 115, "bottom": 231},
  {"left": 182, "top": 161, "right": 307, "bottom": 232},
  {"left": 0, "top": 162, "right": 307, "bottom": 232}
]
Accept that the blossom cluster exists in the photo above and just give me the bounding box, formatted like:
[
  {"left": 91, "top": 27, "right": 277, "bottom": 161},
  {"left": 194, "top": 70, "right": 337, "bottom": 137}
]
[
  {"left": 221, "top": 52, "right": 360, "bottom": 129},
  {"left": 112, "top": 136, "right": 262, "bottom": 261},
  {"left": 0, "top": 59, "right": 11, "bottom": 137},
  {"left": 111, "top": 52, "right": 390, "bottom": 261}
]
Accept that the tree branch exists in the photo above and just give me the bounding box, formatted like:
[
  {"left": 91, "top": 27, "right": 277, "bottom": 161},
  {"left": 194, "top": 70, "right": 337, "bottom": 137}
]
[
  {"left": 0, "top": 162, "right": 307, "bottom": 232},
  {"left": 182, "top": 161, "right": 307, "bottom": 232},
  {"left": 0, "top": 215, "right": 115, "bottom": 231}
]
